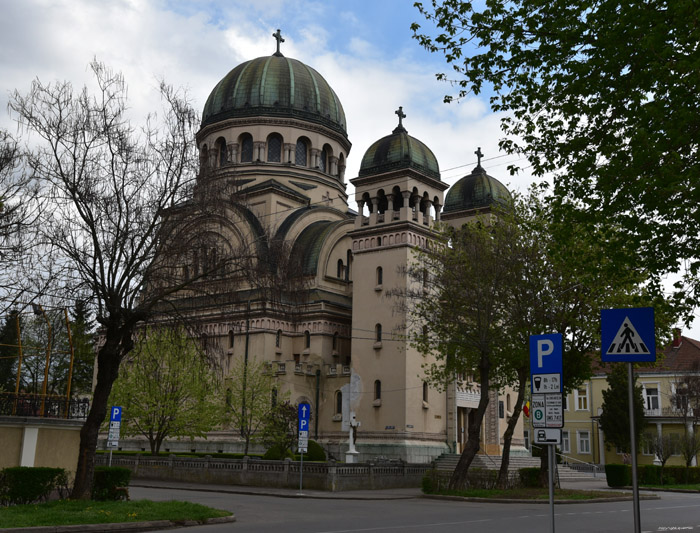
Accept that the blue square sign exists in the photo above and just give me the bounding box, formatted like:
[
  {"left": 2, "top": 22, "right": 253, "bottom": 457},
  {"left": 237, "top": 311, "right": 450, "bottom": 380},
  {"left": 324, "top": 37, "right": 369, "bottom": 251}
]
[
  {"left": 298, "top": 403, "right": 311, "bottom": 433},
  {"left": 530, "top": 334, "right": 563, "bottom": 393},
  {"left": 601, "top": 307, "right": 655, "bottom": 363}
]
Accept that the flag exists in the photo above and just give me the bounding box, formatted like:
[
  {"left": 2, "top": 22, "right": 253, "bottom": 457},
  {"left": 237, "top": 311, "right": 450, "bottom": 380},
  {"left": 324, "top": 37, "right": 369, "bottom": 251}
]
[{"left": 523, "top": 401, "right": 530, "bottom": 418}]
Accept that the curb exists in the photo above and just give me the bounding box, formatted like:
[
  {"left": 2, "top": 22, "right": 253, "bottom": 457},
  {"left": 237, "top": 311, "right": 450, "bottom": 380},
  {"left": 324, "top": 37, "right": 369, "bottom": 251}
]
[
  {"left": 0, "top": 515, "right": 236, "bottom": 533},
  {"left": 421, "top": 493, "right": 661, "bottom": 504}
]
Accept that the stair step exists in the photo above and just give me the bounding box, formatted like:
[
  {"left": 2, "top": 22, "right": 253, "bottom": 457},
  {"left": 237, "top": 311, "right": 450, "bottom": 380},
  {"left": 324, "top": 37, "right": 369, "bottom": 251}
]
[{"left": 433, "top": 453, "right": 598, "bottom": 480}]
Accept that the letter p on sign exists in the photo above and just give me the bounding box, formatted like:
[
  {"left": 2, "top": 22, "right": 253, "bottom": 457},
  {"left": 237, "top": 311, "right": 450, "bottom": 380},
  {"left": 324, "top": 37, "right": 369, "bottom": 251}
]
[{"left": 537, "top": 339, "right": 554, "bottom": 368}]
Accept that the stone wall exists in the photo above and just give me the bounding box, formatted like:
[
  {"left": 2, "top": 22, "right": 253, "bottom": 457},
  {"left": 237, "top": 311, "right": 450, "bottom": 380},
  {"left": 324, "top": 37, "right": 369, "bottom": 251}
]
[{"left": 96, "top": 454, "right": 431, "bottom": 492}]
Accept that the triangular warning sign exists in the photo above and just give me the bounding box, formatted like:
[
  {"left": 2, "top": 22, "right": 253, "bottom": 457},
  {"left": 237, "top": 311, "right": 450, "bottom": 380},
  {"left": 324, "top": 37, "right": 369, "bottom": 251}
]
[{"left": 605, "top": 316, "right": 650, "bottom": 355}]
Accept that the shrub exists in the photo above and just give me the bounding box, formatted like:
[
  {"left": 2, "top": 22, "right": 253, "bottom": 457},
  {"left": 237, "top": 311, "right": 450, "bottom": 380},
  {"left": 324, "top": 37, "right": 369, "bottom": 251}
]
[
  {"left": 305, "top": 440, "right": 326, "bottom": 461},
  {"left": 263, "top": 444, "right": 294, "bottom": 461},
  {"left": 639, "top": 464, "right": 662, "bottom": 485},
  {"left": 422, "top": 472, "right": 435, "bottom": 493},
  {"left": 92, "top": 466, "right": 131, "bottom": 501},
  {"left": 605, "top": 464, "right": 631, "bottom": 487},
  {"left": 519, "top": 467, "right": 543, "bottom": 488},
  {"left": 0, "top": 467, "right": 68, "bottom": 506}
]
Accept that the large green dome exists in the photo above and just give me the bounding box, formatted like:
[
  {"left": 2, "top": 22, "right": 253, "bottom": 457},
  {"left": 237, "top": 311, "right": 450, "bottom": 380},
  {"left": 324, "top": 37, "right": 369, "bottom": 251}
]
[
  {"left": 443, "top": 165, "right": 511, "bottom": 213},
  {"left": 359, "top": 122, "right": 440, "bottom": 180},
  {"left": 202, "top": 54, "right": 347, "bottom": 135}
]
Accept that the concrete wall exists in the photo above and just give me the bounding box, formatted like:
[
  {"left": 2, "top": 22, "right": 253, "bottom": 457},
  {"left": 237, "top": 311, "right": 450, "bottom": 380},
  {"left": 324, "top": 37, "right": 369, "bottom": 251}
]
[
  {"left": 96, "top": 454, "right": 431, "bottom": 492},
  {"left": 0, "top": 417, "right": 83, "bottom": 475}
]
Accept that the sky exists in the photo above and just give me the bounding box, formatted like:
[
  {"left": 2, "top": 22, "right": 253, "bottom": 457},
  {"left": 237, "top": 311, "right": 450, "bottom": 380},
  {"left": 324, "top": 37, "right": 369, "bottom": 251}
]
[{"left": 0, "top": 0, "right": 695, "bottom": 338}]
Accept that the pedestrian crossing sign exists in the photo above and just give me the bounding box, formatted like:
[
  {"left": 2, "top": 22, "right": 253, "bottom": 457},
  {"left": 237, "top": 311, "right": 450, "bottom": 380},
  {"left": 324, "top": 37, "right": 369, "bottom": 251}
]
[{"left": 601, "top": 307, "right": 656, "bottom": 363}]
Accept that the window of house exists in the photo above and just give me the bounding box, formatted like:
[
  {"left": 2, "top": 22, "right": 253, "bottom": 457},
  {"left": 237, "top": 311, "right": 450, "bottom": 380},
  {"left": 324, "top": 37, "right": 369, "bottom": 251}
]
[
  {"left": 375, "top": 323, "right": 382, "bottom": 342},
  {"left": 337, "top": 259, "right": 344, "bottom": 278},
  {"left": 645, "top": 386, "right": 660, "bottom": 411},
  {"left": 563, "top": 394, "right": 568, "bottom": 410},
  {"left": 304, "top": 330, "right": 311, "bottom": 349},
  {"left": 577, "top": 430, "right": 591, "bottom": 454},
  {"left": 335, "top": 390, "right": 342, "bottom": 414},
  {"left": 499, "top": 400, "right": 505, "bottom": 419},
  {"left": 267, "top": 134, "right": 282, "bottom": 162},
  {"left": 240, "top": 133, "right": 253, "bottom": 162},
  {"left": 575, "top": 386, "right": 589, "bottom": 411},
  {"left": 561, "top": 430, "right": 570, "bottom": 453},
  {"left": 374, "top": 380, "right": 381, "bottom": 400},
  {"left": 642, "top": 432, "right": 655, "bottom": 455},
  {"left": 215, "top": 137, "right": 227, "bottom": 167},
  {"left": 670, "top": 433, "right": 681, "bottom": 455},
  {"left": 228, "top": 330, "right": 234, "bottom": 350},
  {"left": 276, "top": 329, "right": 282, "bottom": 348},
  {"left": 423, "top": 382, "right": 429, "bottom": 403},
  {"left": 333, "top": 332, "right": 339, "bottom": 351},
  {"left": 319, "top": 146, "right": 327, "bottom": 172},
  {"left": 376, "top": 266, "right": 383, "bottom": 286},
  {"left": 295, "top": 138, "right": 308, "bottom": 166}
]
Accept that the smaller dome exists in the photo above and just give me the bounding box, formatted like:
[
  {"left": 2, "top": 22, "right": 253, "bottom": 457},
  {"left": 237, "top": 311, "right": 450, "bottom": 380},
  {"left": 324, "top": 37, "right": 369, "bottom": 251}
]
[
  {"left": 358, "top": 108, "right": 440, "bottom": 180},
  {"left": 443, "top": 164, "right": 511, "bottom": 213}
]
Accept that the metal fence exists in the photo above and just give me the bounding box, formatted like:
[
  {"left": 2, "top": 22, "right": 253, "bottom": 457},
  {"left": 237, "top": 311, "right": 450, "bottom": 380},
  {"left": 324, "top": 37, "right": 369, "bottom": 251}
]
[{"left": 0, "top": 392, "right": 90, "bottom": 420}]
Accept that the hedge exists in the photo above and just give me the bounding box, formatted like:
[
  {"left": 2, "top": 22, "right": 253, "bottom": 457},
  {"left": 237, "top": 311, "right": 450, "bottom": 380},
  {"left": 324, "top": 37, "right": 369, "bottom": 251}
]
[
  {"left": 0, "top": 467, "right": 68, "bottom": 506},
  {"left": 92, "top": 466, "right": 131, "bottom": 501},
  {"left": 519, "top": 467, "right": 543, "bottom": 488},
  {"left": 605, "top": 464, "right": 631, "bottom": 487}
]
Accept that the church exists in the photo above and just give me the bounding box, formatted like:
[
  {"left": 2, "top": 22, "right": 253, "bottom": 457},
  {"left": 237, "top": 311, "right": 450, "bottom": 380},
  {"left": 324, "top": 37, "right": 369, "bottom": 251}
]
[{"left": 166, "top": 31, "right": 522, "bottom": 463}]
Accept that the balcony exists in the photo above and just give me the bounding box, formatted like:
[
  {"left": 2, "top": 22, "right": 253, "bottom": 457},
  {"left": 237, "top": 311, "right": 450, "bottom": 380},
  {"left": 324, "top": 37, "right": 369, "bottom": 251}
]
[
  {"left": 0, "top": 393, "right": 90, "bottom": 420},
  {"left": 644, "top": 406, "right": 696, "bottom": 418}
]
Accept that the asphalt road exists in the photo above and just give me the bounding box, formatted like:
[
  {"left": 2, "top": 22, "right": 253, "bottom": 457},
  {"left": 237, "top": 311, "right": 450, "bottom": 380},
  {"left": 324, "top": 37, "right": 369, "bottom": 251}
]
[{"left": 130, "top": 484, "right": 700, "bottom": 533}]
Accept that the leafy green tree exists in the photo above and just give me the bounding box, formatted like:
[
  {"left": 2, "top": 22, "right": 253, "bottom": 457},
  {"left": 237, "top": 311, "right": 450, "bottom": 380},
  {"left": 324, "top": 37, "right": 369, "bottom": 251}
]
[
  {"left": 108, "top": 326, "right": 223, "bottom": 455},
  {"left": 412, "top": 1, "right": 700, "bottom": 310},
  {"left": 225, "top": 356, "right": 277, "bottom": 456},
  {"left": 256, "top": 400, "right": 297, "bottom": 456},
  {"left": 598, "top": 363, "right": 646, "bottom": 455},
  {"left": 0, "top": 310, "right": 21, "bottom": 392}
]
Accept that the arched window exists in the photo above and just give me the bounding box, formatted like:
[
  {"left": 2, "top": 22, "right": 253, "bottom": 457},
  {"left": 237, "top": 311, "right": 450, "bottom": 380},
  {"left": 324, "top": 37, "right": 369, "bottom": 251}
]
[
  {"left": 423, "top": 382, "right": 429, "bottom": 402},
  {"left": 276, "top": 329, "right": 282, "bottom": 348},
  {"left": 335, "top": 390, "right": 343, "bottom": 414},
  {"left": 319, "top": 146, "right": 328, "bottom": 172},
  {"left": 295, "top": 138, "right": 308, "bottom": 166},
  {"left": 374, "top": 380, "right": 382, "bottom": 400},
  {"left": 376, "top": 266, "right": 383, "bottom": 286},
  {"left": 333, "top": 332, "right": 339, "bottom": 351},
  {"left": 337, "top": 259, "right": 344, "bottom": 278},
  {"left": 267, "top": 133, "right": 282, "bottom": 162},
  {"left": 215, "top": 137, "right": 227, "bottom": 167},
  {"left": 375, "top": 323, "right": 382, "bottom": 342},
  {"left": 240, "top": 133, "right": 253, "bottom": 162},
  {"left": 304, "top": 330, "right": 311, "bottom": 349},
  {"left": 228, "top": 330, "right": 234, "bottom": 349}
]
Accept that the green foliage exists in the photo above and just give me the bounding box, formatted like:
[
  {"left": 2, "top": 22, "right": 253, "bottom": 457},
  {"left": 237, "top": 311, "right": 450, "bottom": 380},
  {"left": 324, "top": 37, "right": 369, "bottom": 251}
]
[
  {"left": 0, "top": 467, "right": 68, "bottom": 505},
  {"left": 599, "top": 363, "right": 645, "bottom": 453},
  {"left": 605, "top": 464, "right": 631, "bottom": 488},
  {"left": 108, "top": 326, "right": 224, "bottom": 455},
  {"left": 255, "top": 400, "right": 296, "bottom": 456},
  {"left": 92, "top": 467, "right": 131, "bottom": 501},
  {"left": 262, "top": 444, "right": 294, "bottom": 461},
  {"left": 422, "top": 472, "right": 435, "bottom": 494},
  {"left": 639, "top": 465, "right": 662, "bottom": 485},
  {"left": 305, "top": 440, "right": 326, "bottom": 461},
  {"left": 225, "top": 356, "right": 278, "bottom": 456},
  {"left": 413, "top": 0, "right": 700, "bottom": 313},
  {"left": 518, "top": 468, "right": 543, "bottom": 488}
]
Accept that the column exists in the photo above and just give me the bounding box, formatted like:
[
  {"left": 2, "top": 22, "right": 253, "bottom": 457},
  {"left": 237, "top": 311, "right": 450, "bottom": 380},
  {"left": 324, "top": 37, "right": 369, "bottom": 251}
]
[
  {"left": 355, "top": 200, "right": 365, "bottom": 228},
  {"left": 228, "top": 143, "right": 239, "bottom": 164},
  {"left": 284, "top": 143, "right": 294, "bottom": 164},
  {"left": 369, "top": 198, "right": 378, "bottom": 225},
  {"left": 254, "top": 141, "right": 265, "bottom": 162},
  {"left": 330, "top": 156, "right": 339, "bottom": 176},
  {"left": 401, "top": 191, "right": 411, "bottom": 221}
]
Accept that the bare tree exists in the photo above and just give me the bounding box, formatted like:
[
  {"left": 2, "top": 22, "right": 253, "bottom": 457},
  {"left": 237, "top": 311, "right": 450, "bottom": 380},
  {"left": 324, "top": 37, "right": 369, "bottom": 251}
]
[
  {"left": 671, "top": 364, "right": 700, "bottom": 472},
  {"left": 8, "top": 61, "right": 240, "bottom": 498}
]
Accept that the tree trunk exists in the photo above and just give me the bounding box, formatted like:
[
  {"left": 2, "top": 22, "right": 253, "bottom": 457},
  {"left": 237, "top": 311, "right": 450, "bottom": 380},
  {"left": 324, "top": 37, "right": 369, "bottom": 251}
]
[
  {"left": 496, "top": 368, "right": 527, "bottom": 488},
  {"left": 449, "top": 356, "right": 490, "bottom": 490},
  {"left": 71, "top": 322, "right": 133, "bottom": 499}
]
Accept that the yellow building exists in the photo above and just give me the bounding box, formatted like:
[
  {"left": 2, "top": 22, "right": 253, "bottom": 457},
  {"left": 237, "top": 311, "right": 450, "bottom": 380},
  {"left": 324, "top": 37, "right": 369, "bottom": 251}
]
[{"left": 543, "top": 332, "right": 700, "bottom": 467}]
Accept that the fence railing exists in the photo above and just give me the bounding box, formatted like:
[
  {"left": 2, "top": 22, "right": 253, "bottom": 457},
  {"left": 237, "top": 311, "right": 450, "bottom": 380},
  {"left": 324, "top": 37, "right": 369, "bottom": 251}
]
[{"left": 0, "top": 392, "right": 90, "bottom": 420}]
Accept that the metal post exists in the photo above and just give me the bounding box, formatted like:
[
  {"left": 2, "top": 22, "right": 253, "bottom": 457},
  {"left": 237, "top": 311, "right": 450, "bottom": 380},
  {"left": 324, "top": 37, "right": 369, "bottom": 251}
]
[
  {"left": 628, "top": 362, "right": 641, "bottom": 533},
  {"left": 548, "top": 444, "right": 555, "bottom": 533},
  {"left": 109, "top": 449, "right": 113, "bottom": 467},
  {"left": 299, "top": 451, "right": 304, "bottom": 492}
]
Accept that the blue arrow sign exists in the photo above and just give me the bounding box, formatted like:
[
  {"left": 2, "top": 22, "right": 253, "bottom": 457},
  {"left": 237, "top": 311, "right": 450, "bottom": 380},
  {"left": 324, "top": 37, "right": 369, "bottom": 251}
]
[
  {"left": 601, "top": 307, "right": 655, "bottom": 363},
  {"left": 109, "top": 406, "right": 122, "bottom": 423},
  {"left": 298, "top": 402, "right": 310, "bottom": 432}
]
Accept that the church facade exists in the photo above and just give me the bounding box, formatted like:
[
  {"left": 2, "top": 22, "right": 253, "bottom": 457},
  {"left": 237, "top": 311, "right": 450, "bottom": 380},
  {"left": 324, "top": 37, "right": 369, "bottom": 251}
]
[{"left": 166, "top": 33, "right": 523, "bottom": 463}]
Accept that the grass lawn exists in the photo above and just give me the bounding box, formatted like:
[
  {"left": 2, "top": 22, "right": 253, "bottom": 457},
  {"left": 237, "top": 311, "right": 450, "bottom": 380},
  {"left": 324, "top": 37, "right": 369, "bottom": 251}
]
[
  {"left": 0, "top": 499, "right": 232, "bottom": 528},
  {"left": 428, "top": 488, "right": 629, "bottom": 500}
]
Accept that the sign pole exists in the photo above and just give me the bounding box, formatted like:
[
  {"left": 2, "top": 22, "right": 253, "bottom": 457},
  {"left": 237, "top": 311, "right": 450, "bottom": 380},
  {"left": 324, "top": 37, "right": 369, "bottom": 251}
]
[
  {"left": 299, "top": 450, "right": 304, "bottom": 492},
  {"left": 109, "top": 449, "right": 113, "bottom": 467},
  {"left": 548, "top": 444, "right": 555, "bottom": 533},
  {"left": 628, "top": 362, "right": 641, "bottom": 533}
]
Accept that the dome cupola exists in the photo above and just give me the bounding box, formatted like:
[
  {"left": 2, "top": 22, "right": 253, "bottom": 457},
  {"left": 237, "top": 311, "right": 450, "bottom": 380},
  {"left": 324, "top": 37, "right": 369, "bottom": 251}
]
[{"left": 443, "top": 148, "right": 511, "bottom": 214}]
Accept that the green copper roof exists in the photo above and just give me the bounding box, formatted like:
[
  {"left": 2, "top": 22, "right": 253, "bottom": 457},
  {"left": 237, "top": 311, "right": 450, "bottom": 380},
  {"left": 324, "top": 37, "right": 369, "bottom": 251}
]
[
  {"left": 290, "top": 220, "right": 340, "bottom": 276},
  {"left": 359, "top": 128, "right": 440, "bottom": 180},
  {"left": 443, "top": 166, "right": 512, "bottom": 213},
  {"left": 202, "top": 55, "right": 347, "bottom": 135}
]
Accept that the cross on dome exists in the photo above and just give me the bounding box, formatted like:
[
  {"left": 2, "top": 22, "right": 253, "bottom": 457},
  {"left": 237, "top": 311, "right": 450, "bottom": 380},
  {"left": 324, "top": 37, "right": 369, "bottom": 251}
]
[
  {"left": 393, "top": 106, "right": 407, "bottom": 133},
  {"left": 273, "top": 29, "right": 285, "bottom": 56},
  {"left": 474, "top": 147, "right": 484, "bottom": 169}
]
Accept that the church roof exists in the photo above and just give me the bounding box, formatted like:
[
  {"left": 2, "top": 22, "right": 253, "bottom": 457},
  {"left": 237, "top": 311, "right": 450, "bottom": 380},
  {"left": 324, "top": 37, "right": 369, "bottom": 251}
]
[
  {"left": 290, "top": 220, "right": 343, "bottom": 275},
  {"left": 201, "top": 54, "right": 347, "bottom": 135},
  {"left": 358, "top": 108, "right": 440, "bottom": 180},
  {"left": 443, "top": 164, "right": 511, "bottom": 214}
]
